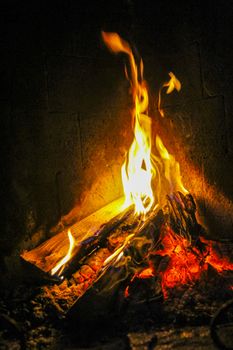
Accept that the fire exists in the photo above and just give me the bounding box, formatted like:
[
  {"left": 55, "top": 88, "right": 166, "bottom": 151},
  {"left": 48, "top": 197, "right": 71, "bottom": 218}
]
[
  {"left": 138, "top": 267, "right": 154, "bottom": 279},
  {"left": 102, "top": 32, "right": 186, "bottom": 216},
  {"left": 102, "top": 31, "right": 154, "bottom": 215},
  {"left": 103, "top": 233, "right": 134, "bottom": 267},
  {"left": 136, "top": 227, "right": 233, "bottom": 298},
  {"left": 121, "top": 113, "right": 154, "bottom": 215},
  {"left": 101, "top": 32, "right": 233, "bottom": 301},
  {"left": 204, "top": 240, "right": 233, "bottom": 273},
  {"left": 156, "top": 228, "right": 204, "bottom": 297},
  {"left": 51, "top": 230, "right": 75, "bottom": 276},
  {"left": 156, "top": 136, "right": 188, "bottom": 194},
  {"left": 158, "top": 72, "right": 181, "bottom": 117},
  {"left": 39, "top": 32, "right": 233, "bottom": 312}
]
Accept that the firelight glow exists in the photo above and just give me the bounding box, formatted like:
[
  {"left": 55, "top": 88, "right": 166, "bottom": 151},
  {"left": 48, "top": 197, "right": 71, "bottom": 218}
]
[{"left": 51, "top": 229, "right": 75, "bottom": 276}]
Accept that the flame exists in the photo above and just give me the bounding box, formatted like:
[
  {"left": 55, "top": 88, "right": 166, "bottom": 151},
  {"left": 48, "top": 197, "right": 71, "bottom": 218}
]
[
  {"left": 156, "top": 136, "right": 188, "bottom": 194},
  {"left": 121, "top": 114, "right": 155, "bottom": 215},
  {"left": 158, "top": 72, "right": 181, "bottom": 117},
  {"left": 102, "top": 32, "right": 187, "bottom": 215},
  {"left": 165, "top": 72, "right": 181, "bottom": 94},
  {"left": 102, "top": 31, "right": 155, "bottom": 215},
  {"left": 103, "top": 233, "right": 134, "bottom": 267},
  {"left": 51, "top": 229, "right": 75, "bottom": 276}
]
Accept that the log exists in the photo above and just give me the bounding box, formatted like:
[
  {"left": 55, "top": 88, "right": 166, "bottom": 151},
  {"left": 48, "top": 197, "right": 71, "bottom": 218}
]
[
  {"left": 66, "top": 209, "right": 165, "bottom": 321},
  {"left": 21, "top": 197, "right": 131, "bottom": 275},
  {"left": 25, "top": 191, "right": 208, "bottom": 318},
  {"left": 39, "top": 210, "right": 141, "bottom": 314},
  {"left": 61, "top": 203, "right": 134, "bottom": 278},
  {"left": 165, "top": 192, "right": 207, "bottom": 249},
  {"left": 66, "top": 193, "right": 206, "bottom": 321}
]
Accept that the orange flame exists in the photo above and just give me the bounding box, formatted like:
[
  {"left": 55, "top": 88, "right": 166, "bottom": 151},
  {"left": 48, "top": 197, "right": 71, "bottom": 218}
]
[
  {"left": 158, "top": 72, "right": 181, "bottom": 117},
  {"left": 102, "top": 31, "right": 155, "bottom": 215},
  {"left": 102, "top": 32, "right": 187, "bottom": 215},
  {"left": 51, "top": 229, "right": 75, "bottom": 276},
  {"left": 156, "top": 136, "right": 188, "bottom": 194}
]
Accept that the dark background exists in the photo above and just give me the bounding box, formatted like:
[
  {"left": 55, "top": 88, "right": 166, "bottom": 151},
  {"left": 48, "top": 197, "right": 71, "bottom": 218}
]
[{"left": 1, "top": 0, "right": 233, "bottom": 280}]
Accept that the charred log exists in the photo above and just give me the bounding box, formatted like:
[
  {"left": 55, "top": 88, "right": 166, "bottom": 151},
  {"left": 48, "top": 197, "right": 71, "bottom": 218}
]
[
  {"left": 66, "top": 209, "right": 165, "bottom": 321},
  {"left": 165, "top": 192, "right": 206, "bottom": 241}
]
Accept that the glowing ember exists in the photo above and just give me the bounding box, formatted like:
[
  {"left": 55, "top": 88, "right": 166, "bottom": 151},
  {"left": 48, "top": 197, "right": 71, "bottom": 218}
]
[
  {"left": 204, "top": 240, "right": 233, "bottom": 273},
  {"left": 136, "top": 227, "right": 233, "bottom": 298},
  {"left": 157, "top": 227, "right": 205, "bottom": 297},
  {"left": 51, "top": 229, "right": 75, "bottom": 276},
  {"left": 138, "top": 267, "right": 154, "bottom": 279}
]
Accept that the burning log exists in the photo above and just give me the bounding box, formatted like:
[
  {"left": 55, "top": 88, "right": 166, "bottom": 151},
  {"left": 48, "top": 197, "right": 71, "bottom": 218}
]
[
  {"left": 21, "top": 197, "right": 132, "bottom": 278},
  {"left": 60, "top": 203, "right": 134, "bottom": 279},
  {"left": 15, "top": 31, "right": 233, "bottom": 332},
  {"left": 66, "top": 208, "right": 165, "bottom": 321},
  {"left": 65, "top": 192, "right": 204, "bottom": 319},
  {"left": 165, "top": 191, "right": 207, "bottom": 241},
  {"left": 27, "top": 190, "right": 233, "bottom": 322},
  {"left": 24, "top": 191, "right": 209, "bottom": 317}
]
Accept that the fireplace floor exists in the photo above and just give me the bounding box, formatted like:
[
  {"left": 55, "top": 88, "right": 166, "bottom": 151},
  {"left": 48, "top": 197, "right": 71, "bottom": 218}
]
[{"left": 0, "top": 279, "right": 232, "bottom": 350}]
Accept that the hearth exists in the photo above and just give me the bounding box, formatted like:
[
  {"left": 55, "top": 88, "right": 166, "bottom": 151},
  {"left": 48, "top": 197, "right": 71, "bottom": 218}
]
[{"left": 1, "top": 1, "right": 233, "bottom": 349}]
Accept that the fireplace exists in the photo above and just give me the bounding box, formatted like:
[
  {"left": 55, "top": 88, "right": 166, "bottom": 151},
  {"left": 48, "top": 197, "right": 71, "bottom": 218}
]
[{"left": 1, "top": 1, "right": 233, "bottom": 349}]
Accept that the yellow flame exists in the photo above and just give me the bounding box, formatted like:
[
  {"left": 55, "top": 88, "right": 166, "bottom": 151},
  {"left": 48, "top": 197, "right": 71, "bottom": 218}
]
[
  {"left": 156, "top": 136, "right": 188, "bottom": 194},
  {"left": 102, "top": 32, "right": 187, "bottom": 215},
  {"left": 165, "top": 72, "right": 181, "bottom": 94},
  {"left": 51, "top": 229, "right": 75, "bottom": 276},
  {"left": 158, "top": 72, "right": 181, "bottom": 117},
  {"left": 102, "top": 31, "right": 155, "bottom": 215}
]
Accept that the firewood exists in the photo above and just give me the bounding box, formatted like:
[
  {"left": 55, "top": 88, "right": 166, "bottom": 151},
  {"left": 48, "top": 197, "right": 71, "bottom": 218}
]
[
  {"left": 66, "top": 193, "right": 207, "bottom": 320},
  {"left": 21, "top": 197, "right": 131, "bottom": 277},
  {"left": 165, "top": 192, "right": 206, "bottom": 242},
  {"left": 24, "top": 191, "right": 208, "bottom": 318},
  {"left": 61, "top": 204, "right": 134, "bottom": 278},
  {"left": 66, "top": 209, "right": 165, "bottom": 321}
]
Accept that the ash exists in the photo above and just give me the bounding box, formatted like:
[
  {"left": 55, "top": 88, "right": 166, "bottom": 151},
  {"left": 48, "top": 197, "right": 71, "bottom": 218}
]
[{"left": 0, "top": 271, "right": 232, "bottom": 350}]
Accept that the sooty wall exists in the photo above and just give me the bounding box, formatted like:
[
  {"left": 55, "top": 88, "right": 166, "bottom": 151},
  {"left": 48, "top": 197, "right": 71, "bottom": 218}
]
[{"left": 1, "top": 0, "right": 233, "bottom": 280}]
